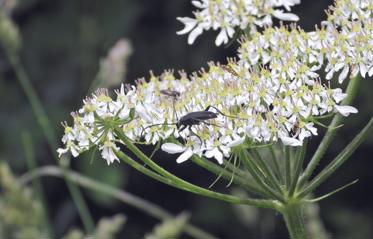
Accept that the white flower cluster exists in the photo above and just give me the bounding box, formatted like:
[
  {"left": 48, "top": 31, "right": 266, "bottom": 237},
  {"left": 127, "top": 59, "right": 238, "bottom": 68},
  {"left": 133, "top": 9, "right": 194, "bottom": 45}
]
[
  {"left": 177, "top": 0, "right": 300, "bottom": 45},
  {"left": 58, "top": 0, "right": 370, "bottom": 165},
  {"left": 57, "top": 61, "right": 354, "bottom": 165},
  {"left": 239, "top": 0, "right": 373, "bottom": 84},
  {"left": 322, "top": 0, "right": 373, "bottom": 82}
]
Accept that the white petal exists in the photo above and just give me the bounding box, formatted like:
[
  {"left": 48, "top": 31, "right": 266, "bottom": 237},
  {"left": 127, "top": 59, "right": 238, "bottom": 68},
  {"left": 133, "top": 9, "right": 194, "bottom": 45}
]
[
  {"left": 204, "top": 149, "right": 215, "bottom": 159},
  {"left": 161, "top": 143, "right": 185, "bottom": 154},
  {"left": 272, "top": 10, "right": 299, "bottom": 21},
  {"left": 368, "top": 66, "right": 373, "bottom": 77},
  {"left": 280, "top": 136, "right": 303, "bottom": 146},
  {"left": 188, "top": 26, "right": 203, "bottom": 45},
  {"left": 57, "top": 148, "right": 68, "bottom": 158},
  {"left": 326, "top": 69, "right": 334, "bottom": 80},
  {"left": 136, "top": 105, "right": 152, "bottom": 123},
  {"left": 306, "top": 124, "right": 318, "bottom": 136},
  {"left": 70, "top": 147, "right": 80, "bottom": 158},
  {"left": 227, "top": 137, "right": 245, "bottom": 147},
  {"left": 214, "top": 150, "right": 223, "bottom": 165},
  {"left": 191, "top": 0, "right": 203, "bottom": 8},
  {"left": 332, "top": 88, "right": 347, "bottom": 103},
  {"left": 359, "top": 63, "right": 368, "bottom": 78},
  {"left": 338, "top": 66, "right": 349, "bottom": 83},
  {"left": 176, "top": 148, "right": 193, "bottom": 163},
  {"left": 227, "top": 26, "right": 235, "bottom": 38},
  {"left": 215, "top": 29, "right": 228, "bottom": 46},
  {"left": 176, "top": 17, "right": 198, "bottom": 35},
  {"left": 334, "top": 105, "right": 358, "bottom": 116}
]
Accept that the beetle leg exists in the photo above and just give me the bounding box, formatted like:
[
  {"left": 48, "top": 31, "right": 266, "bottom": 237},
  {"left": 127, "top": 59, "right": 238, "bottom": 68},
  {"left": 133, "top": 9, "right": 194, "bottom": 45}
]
[
  {"left": 178, "top": 124, "right": 187, "bottom": 132},
  {"left": 187, "top": 125, "right": 203, "bottom": 144},
  {"left": 199, "top": 121, "right": 221, "bottom": 128},
  {"left": 205, "top": 105, "right": 230, "bottom": 118}
]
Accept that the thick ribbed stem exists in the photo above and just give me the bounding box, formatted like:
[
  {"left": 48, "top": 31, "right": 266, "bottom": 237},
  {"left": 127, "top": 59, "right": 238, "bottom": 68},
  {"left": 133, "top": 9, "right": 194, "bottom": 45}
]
[{"left": 281, "top": 202, "right": 307, "bottom": 239}]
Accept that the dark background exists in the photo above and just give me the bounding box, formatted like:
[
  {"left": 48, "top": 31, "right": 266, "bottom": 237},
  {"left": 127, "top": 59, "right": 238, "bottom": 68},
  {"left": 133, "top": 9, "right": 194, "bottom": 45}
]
[{"left": 1, "top": 0, "right": 373, "bottom": 238}]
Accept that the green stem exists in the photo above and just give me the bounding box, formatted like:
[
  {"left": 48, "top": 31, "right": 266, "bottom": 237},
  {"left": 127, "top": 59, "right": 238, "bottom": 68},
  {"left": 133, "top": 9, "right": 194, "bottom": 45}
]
[
  {"left": 191, "top": 155, "right": 268, "bottom": 197},
  {"left": 19, "top": 166, "right": 216, "bottom": 239},
  {"left": 240, "top": 150, "right": 285, "bottom": 202},
  {"left": 289, "top": 140, "right": 308, "bottom": 196},
  {"left": 298, "top": 117, "right": 373, "bottom": 198},
  {"left": 114, "top": 127, "right": 277, "bottom": 209},
  {"left": 281, "top": 201, "right": 307, "bottom": 239},
  {"left": 251, "top": 149, "right": 283, "bottom": 194},
  {"left": 268, "top": 146, "right": 282, "bottom": 181},
  {"left": 167, "top": 137, "right": 263, "bottom": 194},
  {"left": 299, "top": 75, "right": 361, "bottom": 187},
  {"left": 284, "top": 145, "right": 291, "bottom": 190},
  {"left": 21, "top": 132, "right": 53, "bottom": 238},
  {"left": 4, "top": 48, "right": 95, "bottom": 233}
]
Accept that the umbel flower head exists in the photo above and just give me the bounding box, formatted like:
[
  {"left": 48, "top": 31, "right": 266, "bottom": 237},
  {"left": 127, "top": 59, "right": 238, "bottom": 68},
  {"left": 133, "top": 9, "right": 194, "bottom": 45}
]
[
  {"left": 57, "top": 60, "right": 356, "bottom": 165},
  {"left": 177, "top": 0, "right": 300, "bottom": 45},
  {"left": 58, "top": 0, "right": 371, "bottom": 166}
]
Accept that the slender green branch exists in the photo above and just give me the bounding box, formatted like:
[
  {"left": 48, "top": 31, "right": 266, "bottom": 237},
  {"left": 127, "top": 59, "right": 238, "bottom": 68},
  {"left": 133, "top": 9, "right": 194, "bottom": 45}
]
[
  {"left": 268, "top": 145, "right": 282, "bottom": 181},
  {"left": 21, "top": 132, "right": 53, "bottom": 238},
  {"left": 167, "top": 137, "right": 264, "bottom": 195},
  {"left": 305, "top": 179, "right": 358, "bottom": 203},
  {"left": 250, "top": 149, "right": 283, "bottom": 194},
  {"left": 114, "top": 150, "right": 176, "bottom": 187},
  {"left": 19, "top": 166, "right": 216, "bottom": 239},
  {"left": 298, "top": 117, "right": 373, "bottom": 198},
  {"left": 299, "top": 75, "right": 361, "bottom": 187},
  {"left": 114, "top": 127, "right": 277, "bottom": 209},
  {"left": 240, "top": 150, "right": 286, "bottom": 202},
  {"left": 289, "top": 141, "right": 308, "bottom": 197},
  {"left": 3, "top": 48, "right": 95, "bottom": 233},
  {"left": 191, "top": 155, "right": 269, "bottom": 197},
  {"left": 284, "top": 145, "right": 291, "bottom": 190},
  {"left": 222, "top": 156, "right": 253, "bottom": 179}
]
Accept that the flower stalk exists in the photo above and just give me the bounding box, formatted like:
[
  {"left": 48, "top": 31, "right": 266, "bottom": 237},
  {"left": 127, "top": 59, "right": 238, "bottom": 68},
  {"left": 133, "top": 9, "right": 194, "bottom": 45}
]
[
  {"left": 114, "top": 126, "right": 278, "bottom": 209},
  {"left": 280, "top": 201, "right": 307, "bottom": 239}
]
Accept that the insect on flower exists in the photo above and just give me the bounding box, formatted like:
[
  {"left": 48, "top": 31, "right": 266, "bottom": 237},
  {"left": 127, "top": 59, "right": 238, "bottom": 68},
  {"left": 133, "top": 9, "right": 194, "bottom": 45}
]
[
  {"left": 220, "top": 64, "right": 240, "bottom": 77},
  {"left": 141, "top": 105, "right": 241, "bottom": 142},
  {"left": 160, "top": 89, "right": 181, "bottom": 98}
]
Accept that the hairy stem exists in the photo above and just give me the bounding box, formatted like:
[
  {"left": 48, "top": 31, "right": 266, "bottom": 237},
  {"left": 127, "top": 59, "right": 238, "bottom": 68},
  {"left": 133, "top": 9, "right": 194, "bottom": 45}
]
[{"left": 281, "top": 201, "right": 307, "bottom": 239}]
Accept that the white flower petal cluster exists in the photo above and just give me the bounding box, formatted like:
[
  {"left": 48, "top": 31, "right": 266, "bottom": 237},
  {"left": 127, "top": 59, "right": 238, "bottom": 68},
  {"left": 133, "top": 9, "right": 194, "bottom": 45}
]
[
  {"left": 177, "top": 0, "right": 300, "bottom": 46},
  {"left": 58, "top": 0, "right": 368, "bottom": 166},
  {"left": 239, "top": 0, "right": 373, "bottom": 84},
  {"left": 58, "top": 59, "right": 354, "bottom": 165},
  {"left": 322, "top": 0, "right": 373, "bottom": 82}
]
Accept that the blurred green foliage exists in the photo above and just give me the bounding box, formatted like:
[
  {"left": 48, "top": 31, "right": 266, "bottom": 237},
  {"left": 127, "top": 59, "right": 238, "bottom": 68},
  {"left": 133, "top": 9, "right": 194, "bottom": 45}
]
[{"left": 0, "top": 162, "right": 46, "bottom": 238}]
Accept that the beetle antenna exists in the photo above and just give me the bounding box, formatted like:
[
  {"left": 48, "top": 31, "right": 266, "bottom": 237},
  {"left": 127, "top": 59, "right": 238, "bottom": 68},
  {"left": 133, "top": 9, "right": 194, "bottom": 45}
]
[
  {"left": 140, "top": 122, "right": 177, "bottom": 137},
  {"left": 205, "top": 105, "right": 248, "bottom": 120}
]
